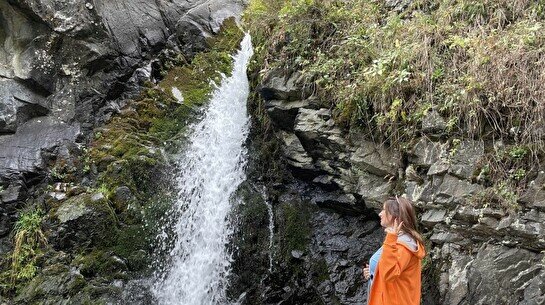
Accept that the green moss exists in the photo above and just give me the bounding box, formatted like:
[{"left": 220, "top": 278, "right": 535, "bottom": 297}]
[
  {"left": 72, "top": 250, "right": 126, "bottom": 280},
  {"left": 311, "top": 258, "right": 330, "bottom": 284},
  {"left": 280, "top": 202, "right": 311, "bottom": 258},
  {"left": 109, "top": 225, "right": 149, "bottom": 265},
  {"left": 87, "top": 18, "right": 244, "bottom": 213}
]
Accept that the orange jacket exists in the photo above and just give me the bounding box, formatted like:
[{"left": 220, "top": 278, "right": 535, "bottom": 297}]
[{"left": 368, "top": 232, "right": 426, "bottom": 305}]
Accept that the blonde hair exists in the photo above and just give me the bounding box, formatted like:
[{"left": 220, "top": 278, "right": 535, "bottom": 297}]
[{"left": 384, "top": 196, "right": 424, "bottom": 245}]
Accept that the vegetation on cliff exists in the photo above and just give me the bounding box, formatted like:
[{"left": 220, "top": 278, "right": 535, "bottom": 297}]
[
  {"left": 1, "top": 18, "right": 244, "bottom": 300},
  {"left": 244, "top": 0, "right": 545, "bottom": 209}
]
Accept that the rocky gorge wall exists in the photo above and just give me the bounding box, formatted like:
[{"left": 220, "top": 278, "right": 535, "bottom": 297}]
[
  {"left": 235, "top": 0, "right": 545, "bottom": 304},
  {"left": 242, "top": 67, "right": 545, "bottom": 304},
  {"left": 0, "top": 0, "right": 246, "bottom": 303}
]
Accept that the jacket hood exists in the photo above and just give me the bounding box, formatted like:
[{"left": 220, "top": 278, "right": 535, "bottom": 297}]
[{"left": 397, "top": 233, "right": 426, "bottom": 259}]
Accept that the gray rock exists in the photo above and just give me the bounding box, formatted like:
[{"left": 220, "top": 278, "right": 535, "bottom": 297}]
[
  {"left": 259, "top": 70, "right": 311, "bottom": 102},
  {"left": 434, "top": 174, "right": 483, "bottom": 207},
  {"left": 95, "top": 0, "right": 168, "bottom": 56},
  {"left": 46, "top": 192, "right": 67, "bottom": 202},
  {"left": 0, "top": 182, "right": 24, "bottom": 204},
  {"left": 312, "top": 175, "right": 338, "bottom": 190},
  {"left": 448, "top": 139, "right": 484, "bottom": 180},
  {"left": 265, "top": 99, "right": 310, "bottom": 131},
  {"left": 291, "top": 250, "right": 304, "bottom": 259},
  {"left": 0, "top": 117, "right": 80, "bottom": 178},
  {"left": 410, "top": 138, "right": 446, "bottom": 168},
  {"left": 14, "top": 264, "right": 87, "bottom": 304},
  {"left": 519, "top": 171, "right": 545, "bottom": 210},
  {"left": 430, "top": 231, "right": 463, "bottom": 244},
  {"left": 354, "top": 172, "right": 394, "bottom": 211},
  {"left": 294, "top": 108, "right": 346, "bottom": 160},
  {"left": 427, "top": 159, "right": 450, "bottom": 176},
  {"left": 0, "top": 79, "right": 49, "bottom": 133},
  {"left": 404, "top": 178, "right": 438, "bottom": 204},
  {"left": 310, "top": 210, "right": 384, "bottom": 305},
  {"left": 350, "top": 140, "right": 400, "bottom": 177},
  {"left": 440, "top": 250, "right": 472, "bottom": 305},
  {"left": 453, "top": 206, "right": 505, "bottom": 223},
  {"left": 114, "top": 186, "right": 133, "bottom": 205},
  {"left": 0, "top": 0, "right": 245, "bottom": 155},
  {"left": 279, "top": 131, "right": 318, "bottom": 176},
  {"left": 421, "top": 110, "right": 447, "bottom": 136},
  {"left": 421, "top": 209, "right": 447, "bottom": 227},
  {"left": 385, "top": 0, "right": 413, "bottom": 12},
  {"left": 51, "top": 193, "right": 116, "bottom": 250},
  {"left": 465, "top": 244, "right": 544, "bottom": 305}
]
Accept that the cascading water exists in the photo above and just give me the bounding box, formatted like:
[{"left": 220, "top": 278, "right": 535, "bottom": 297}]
[
  {"left": 261, "top": 186, "right": 275, "bottom": 272},
  {"left": 151, "top": 33, "right": 253, "bottom": 305}
]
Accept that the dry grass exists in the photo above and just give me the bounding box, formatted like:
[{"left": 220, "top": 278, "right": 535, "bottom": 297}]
[{"left": 244, "top": 0, "right": 545, "bottom": 200}]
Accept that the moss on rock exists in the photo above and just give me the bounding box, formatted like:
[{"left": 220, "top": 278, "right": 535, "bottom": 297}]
[{"left": 87, "top": 17, "right": 244, "bottom": 212}]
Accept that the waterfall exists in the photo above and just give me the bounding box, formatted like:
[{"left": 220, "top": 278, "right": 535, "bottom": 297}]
[{"left": 151, "top": 33, "right": 253, "bottom": 305}]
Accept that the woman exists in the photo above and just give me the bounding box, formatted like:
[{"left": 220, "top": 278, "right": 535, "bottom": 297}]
[{"left": 363, "top": 196, "right": 426, "bottom": 305}]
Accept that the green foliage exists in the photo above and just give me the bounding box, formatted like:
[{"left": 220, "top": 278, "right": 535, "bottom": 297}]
[
  {"left": 471, "top": 181, "right": 520, "bottom": 211},
  {"left": 245, "top": 0, "right": 545, "bottom": 142},
  {"left": 244, "top": 0, "right": 545, "bottom": 191},
  {"left": 508, "top": 146, "right": 529, "bottom": 160},
  {"left": 10, "top": 209, "right": 47, "bottom": 285},
  {"left": 510, "top": 168, "right": 526, "bottom": 181}
]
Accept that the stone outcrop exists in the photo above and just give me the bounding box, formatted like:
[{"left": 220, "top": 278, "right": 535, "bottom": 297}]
[
  {"left": 0, "top": 0, "right": 244, "bottom": 179},
  {"left": 257, "top": 68, "right": 545, "bottom": 305}
]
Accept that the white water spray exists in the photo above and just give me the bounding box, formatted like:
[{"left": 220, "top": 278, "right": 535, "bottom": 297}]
[{"left": 151, "top": 33, "right": 253, "bottom": 305}]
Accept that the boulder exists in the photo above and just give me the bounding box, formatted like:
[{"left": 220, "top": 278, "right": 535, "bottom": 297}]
[
  {"left": 0, "top": 79, "right": 49, "bottom": 134},
  {"left": 433, "top": 174, "right": 483, "bottom": 207},
  {"left": 519, "top": 171, "right": 545, "bottom": 211},
  {"left": 448, "top": 139, "right": 484, "bottom": 180},
  {"left": 259, "top": 70, "right": 311, "bottom": 102},
  {"left": 14, "top": 264, "right": 87, "bottom": 305},
  {"left": 409, "top": 138, "right": 446, "bottom": 168},
  {"left": 354, "top": 172, "right": 394, "bottom": 211},
  {"left": 279, "top": 131, "right": 320, "bottom": 178},
  {"left": 465, "top": 244, "right": 544, "bottom": 305},
  {"left": 421, "top": 109, "right": 447, "bottom": 137},
  {"left": 421, "top": 209, "right": 447, "bottom": 227},
  {"left": 50, "top": 193, "right": 116, "bottom": 250}
]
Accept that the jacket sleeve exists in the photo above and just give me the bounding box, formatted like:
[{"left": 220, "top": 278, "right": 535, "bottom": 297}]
[{"left": 378, "top": 232, "right": 413, "bottom": 282}]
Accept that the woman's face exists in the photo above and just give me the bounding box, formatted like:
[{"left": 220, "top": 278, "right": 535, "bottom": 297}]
[{"left": 379, "top": 203, "right": 394, "bottom": 228}]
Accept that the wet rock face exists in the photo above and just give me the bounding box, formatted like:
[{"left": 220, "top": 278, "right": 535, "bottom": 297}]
[
  {"left": 0, "top": 0, "right": 244, "bottom": 258},
  {"left": 259, "top": 69, "right": 545, "bottom": 304},
  {"left": 0, "top": 0, "right": 245, "bottom": 176},
  {"left": 50, "top": 193, "right": 116, "bottom": 251},
  {"left": 230, "top": 181, "right": 383, "bottom": 305}
]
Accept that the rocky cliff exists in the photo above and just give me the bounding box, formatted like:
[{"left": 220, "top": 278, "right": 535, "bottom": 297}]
[
  {"left": 0, "top": 0, "right": 245, "bottom": 303},
  {"left": 237, "top": 0, "right": 545, "bottom": 304},
  {"left": 247, "top": 68, "right": 545, "bottom": 305}
]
